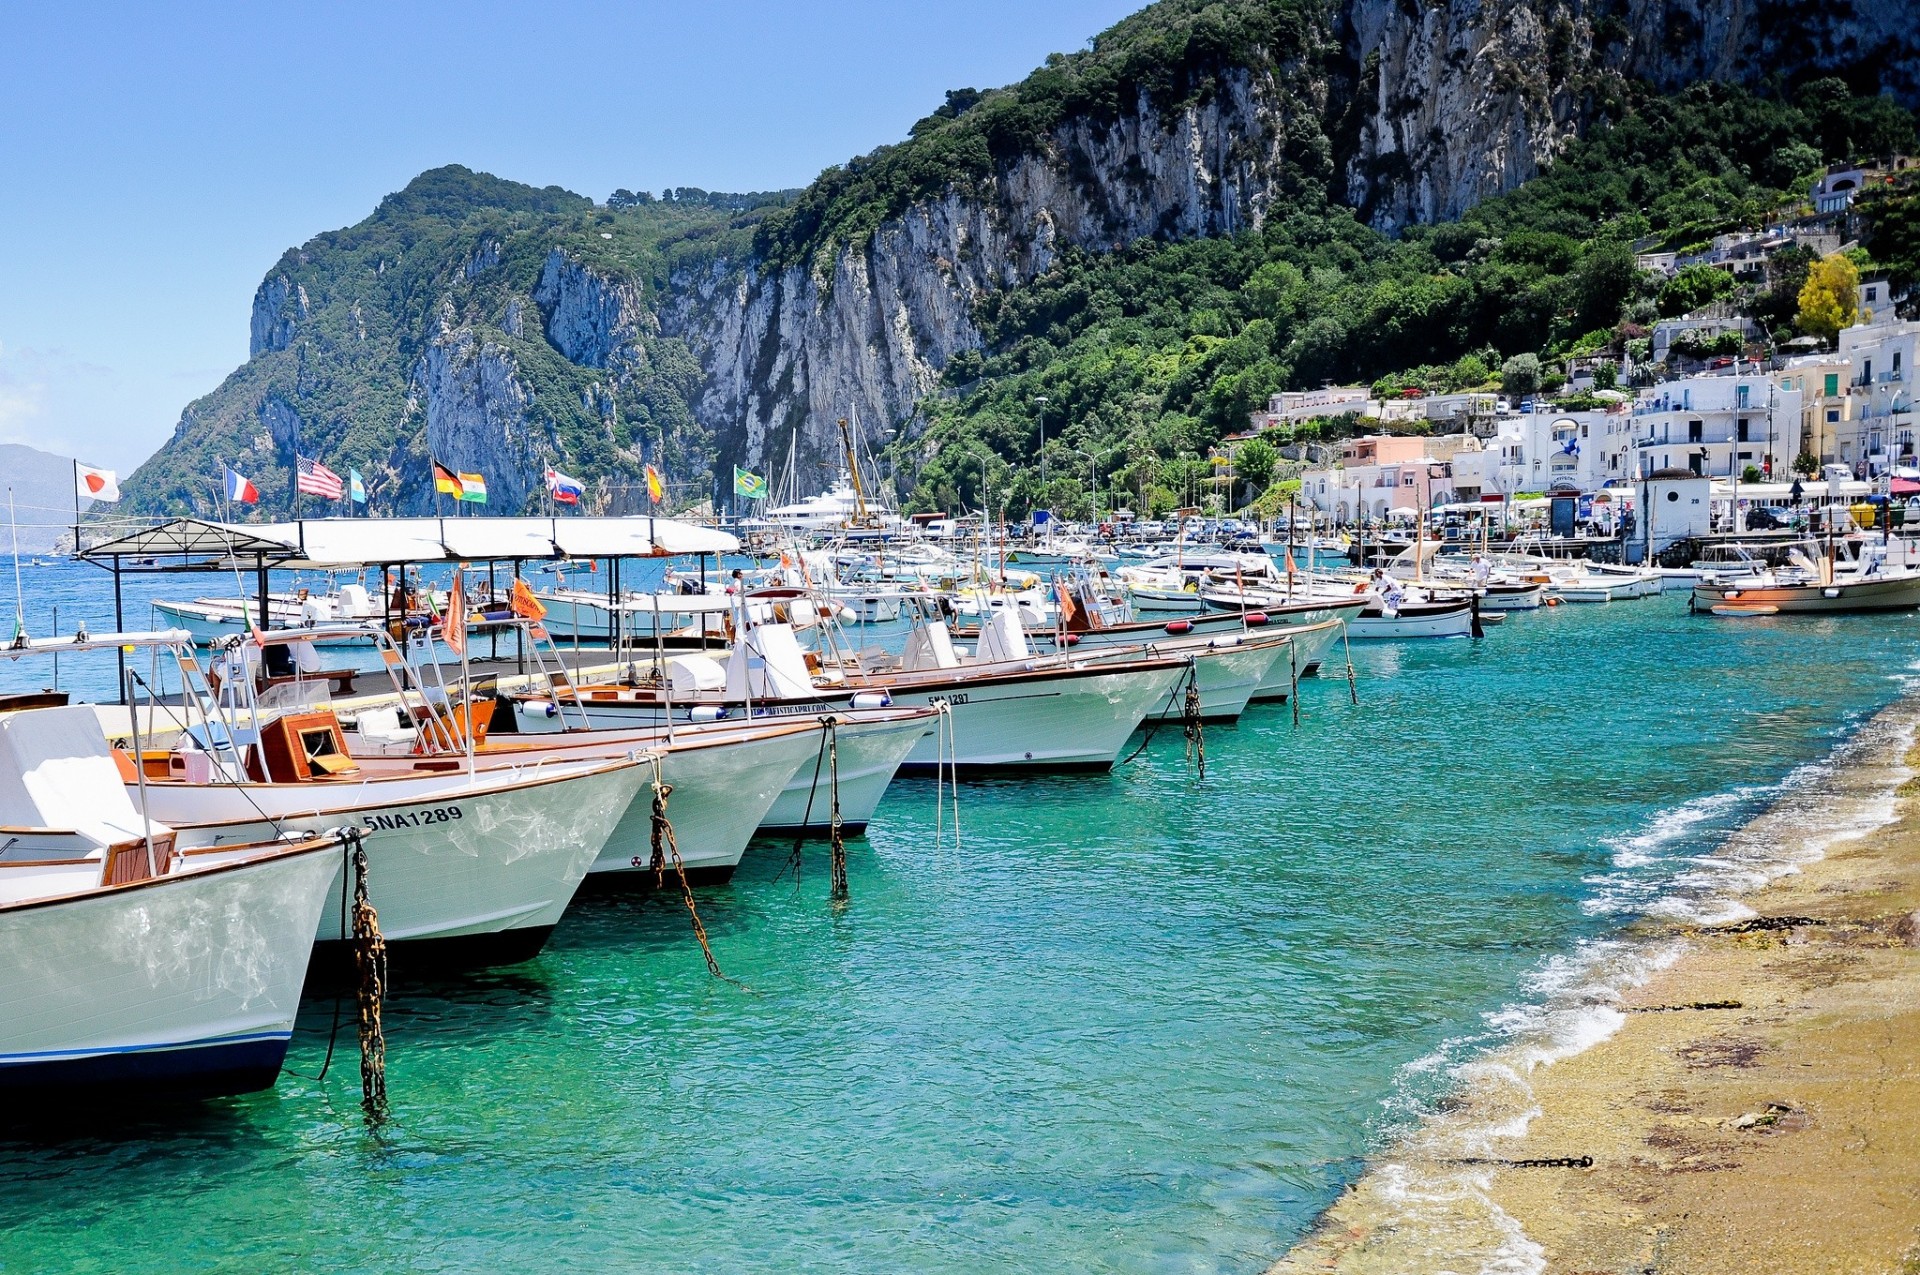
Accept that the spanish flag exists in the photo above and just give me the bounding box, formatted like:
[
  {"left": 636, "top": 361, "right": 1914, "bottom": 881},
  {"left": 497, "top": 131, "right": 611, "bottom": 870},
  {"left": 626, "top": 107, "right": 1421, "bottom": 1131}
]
[{"left": 644, "top": 464, "right": 664, "bottom": 505}]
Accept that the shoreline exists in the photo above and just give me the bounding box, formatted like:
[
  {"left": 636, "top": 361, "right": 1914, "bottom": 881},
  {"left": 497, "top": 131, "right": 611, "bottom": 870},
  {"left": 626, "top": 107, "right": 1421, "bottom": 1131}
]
[{"left": 1271, "top": 697, "right": 1920, "bottom": 1275}]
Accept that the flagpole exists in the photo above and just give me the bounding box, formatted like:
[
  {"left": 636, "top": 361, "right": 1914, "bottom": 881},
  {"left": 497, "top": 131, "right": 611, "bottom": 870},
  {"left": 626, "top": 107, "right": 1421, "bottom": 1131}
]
[{"left": 71, "top": 461, "right": 81, "bottom": 559}]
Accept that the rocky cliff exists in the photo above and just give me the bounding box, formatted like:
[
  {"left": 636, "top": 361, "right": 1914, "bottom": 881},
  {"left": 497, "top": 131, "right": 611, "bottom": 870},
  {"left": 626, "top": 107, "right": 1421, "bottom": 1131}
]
[
  {"left": 122, "top": 0, "right": 1920, "bottom": 516},
  {"left": 666, "top": 0, "right": 1920, "bottom": 489}
]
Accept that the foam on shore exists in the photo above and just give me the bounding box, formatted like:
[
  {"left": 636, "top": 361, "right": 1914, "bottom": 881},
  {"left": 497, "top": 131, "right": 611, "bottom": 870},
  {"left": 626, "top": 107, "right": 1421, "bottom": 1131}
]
[{"left": 1273, "top": 693, "right": 1920, "bottom": 1275}]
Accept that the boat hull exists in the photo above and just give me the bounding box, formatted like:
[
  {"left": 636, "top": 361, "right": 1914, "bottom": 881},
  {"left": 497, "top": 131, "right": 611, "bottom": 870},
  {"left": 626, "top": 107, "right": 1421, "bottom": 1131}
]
[
  {"left": 149, "top": 759, "right": 645, "bottom": 965},
  {"left": 1691, "top": 574, "right": 1920, "bottom": 613},
  {"left": 521, "top": 664, "right": 1186, "bottom": 775},
  {"left": 1348, "top": 602, "right": 1475, "bottom": 639},
  {"left": 0, "top": 843, "right": 339, "bottom": 1097}
]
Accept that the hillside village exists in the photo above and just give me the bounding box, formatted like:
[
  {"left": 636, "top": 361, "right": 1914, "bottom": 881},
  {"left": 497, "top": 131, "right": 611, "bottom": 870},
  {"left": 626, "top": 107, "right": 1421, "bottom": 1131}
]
[{"left": 1245, "top": 159, "right": 1919, "bottom": 531}]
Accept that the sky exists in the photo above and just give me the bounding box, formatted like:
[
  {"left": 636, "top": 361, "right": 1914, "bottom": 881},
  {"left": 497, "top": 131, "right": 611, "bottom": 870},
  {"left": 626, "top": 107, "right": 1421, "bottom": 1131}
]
[{"left": 0, "top": 0, "right": 1142, "bottom": 475}]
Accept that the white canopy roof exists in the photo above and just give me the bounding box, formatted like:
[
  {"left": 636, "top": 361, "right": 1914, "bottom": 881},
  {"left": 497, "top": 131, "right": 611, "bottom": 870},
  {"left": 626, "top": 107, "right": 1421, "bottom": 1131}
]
[{"left": 83, "top": 516, "right": 739, "bottom": 567}]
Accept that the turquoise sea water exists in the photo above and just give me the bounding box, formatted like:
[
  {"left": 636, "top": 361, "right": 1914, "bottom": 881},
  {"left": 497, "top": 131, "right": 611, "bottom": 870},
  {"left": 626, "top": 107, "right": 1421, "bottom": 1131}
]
[{"left": 2, "top": 562, "right": 1917, "bottom": 1272}]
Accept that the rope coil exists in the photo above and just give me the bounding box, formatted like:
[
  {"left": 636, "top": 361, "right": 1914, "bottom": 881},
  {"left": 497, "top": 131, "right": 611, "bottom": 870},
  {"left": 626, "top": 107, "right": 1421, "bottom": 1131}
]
[{"left": 348, "top": 828, "right": 388, "bottom": 1123}]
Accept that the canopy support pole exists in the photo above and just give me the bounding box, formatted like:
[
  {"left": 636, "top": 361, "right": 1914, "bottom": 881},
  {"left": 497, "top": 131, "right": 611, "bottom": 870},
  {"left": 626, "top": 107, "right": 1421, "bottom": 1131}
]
[{"left": 113, "top": 558, "right": 126, "bottom": 704}]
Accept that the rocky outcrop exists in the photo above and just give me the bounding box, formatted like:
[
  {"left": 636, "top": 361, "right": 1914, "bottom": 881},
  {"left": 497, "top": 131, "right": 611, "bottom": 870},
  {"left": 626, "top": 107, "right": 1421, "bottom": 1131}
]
[
  {"left": 1335, "top": 0, "right": 1920, "bottom": 229},
  {"left": 410, "top": 327, "right": 543, "bottom": 512},
  {"left": 250, "top": 274, "right": 301, "bottom": 356},
  {"left": 533, "top": 250, "right": 652, "bottom": 371},
  {"left": 663, "top": 64, "right": 1318, "bottom": 480}
]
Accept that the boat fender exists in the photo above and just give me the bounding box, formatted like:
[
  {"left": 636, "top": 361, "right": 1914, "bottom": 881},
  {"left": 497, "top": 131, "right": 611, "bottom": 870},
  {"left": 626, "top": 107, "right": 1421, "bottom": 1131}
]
[
  {"left": 1060, "top": 633, "right": 1080, "bottom": 646},
  {"left": 1243, "top": 612, "right": 1268, "bottom": 626},
  {"left": 1165, "top": 620, "right": 1194, "bottom": 634},
  {"left": 522, "top": 699, "right": 559, "bottom": 719},
  {"left": 1545, "top": 597, "right": 1562, "bottom": 607},
  {"left": 849, "top": 691, "right": 893, "bottom": 709},
  {"left": 688, "top": 705, "right": 730, "bottom": 722}
]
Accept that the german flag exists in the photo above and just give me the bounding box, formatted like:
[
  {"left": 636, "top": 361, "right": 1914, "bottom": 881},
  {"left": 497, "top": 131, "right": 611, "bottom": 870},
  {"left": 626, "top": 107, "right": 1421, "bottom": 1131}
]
[{"left": 433, "top": 460, "right": 464, "bottom": 498}]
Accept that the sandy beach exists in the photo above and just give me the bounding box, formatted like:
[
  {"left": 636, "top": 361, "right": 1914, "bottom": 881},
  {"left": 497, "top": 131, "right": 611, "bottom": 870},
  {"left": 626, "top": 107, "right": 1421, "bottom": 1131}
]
[{"left": 1274, "top": 709, "right": 1920, "bottom": 1275}]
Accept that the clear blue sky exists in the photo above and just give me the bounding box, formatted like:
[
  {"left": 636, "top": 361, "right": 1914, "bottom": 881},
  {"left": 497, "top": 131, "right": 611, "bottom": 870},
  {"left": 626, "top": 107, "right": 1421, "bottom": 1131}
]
[{"left": 0, "top": 0, "right": 1142, "bottom": 474}]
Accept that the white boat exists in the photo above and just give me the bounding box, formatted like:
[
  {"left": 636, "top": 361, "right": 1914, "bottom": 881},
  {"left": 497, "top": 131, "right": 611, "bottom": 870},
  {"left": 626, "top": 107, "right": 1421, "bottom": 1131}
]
[
  {"left": 1691, "top": 568, "right": 1920, "bottom": 613},
  {"left": 0, "top": 703, "right": 343, "bottom": 1097},
  {"left": 153, "top": 584, "right": 386, "bottom": 648},
  {"left": 501, "top": 707, "right": 935, "bottom": 842},
  {"left": 136, "top": 625, "right": 650, "bottom": 969},
  {"left": 1349, "top": 597, "right": 1476, "bottom": 638},
  {"left": 508, "top": 616, "right": 1188, "bottom": 775}
]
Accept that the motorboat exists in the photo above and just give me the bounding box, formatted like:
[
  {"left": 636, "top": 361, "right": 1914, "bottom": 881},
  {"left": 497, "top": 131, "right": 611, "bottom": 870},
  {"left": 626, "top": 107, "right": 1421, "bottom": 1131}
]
[
  {"left": 504, "top": 610, "right": 1189, "bottom": 775},
  {"left": 497, "top": 704, "right": 938, "bottom": 843},
  {"left": 0, "top": 646, "right": 344, "bottom": 1097},
  {"left": 125, "top": 626, "right": 649, "bottom": 970}
]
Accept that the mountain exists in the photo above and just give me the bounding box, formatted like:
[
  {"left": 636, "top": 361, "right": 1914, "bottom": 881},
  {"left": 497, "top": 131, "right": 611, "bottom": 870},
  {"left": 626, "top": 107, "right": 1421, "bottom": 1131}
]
[
  {"left": 123, "top": 0, "right": 1920, "bottom": 517},
  {"left": 0, "top": 443, "right": 93, "bottom": 552}
]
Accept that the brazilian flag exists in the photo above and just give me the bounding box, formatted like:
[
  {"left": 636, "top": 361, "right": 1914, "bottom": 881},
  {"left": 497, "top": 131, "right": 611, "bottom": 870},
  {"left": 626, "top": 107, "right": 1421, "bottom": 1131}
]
[{"left": 733, "top": 466, "right": 769, "bottom": 500}]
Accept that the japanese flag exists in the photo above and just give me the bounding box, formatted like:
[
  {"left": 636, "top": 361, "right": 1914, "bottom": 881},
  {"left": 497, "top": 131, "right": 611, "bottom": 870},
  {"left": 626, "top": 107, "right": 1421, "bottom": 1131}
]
[{"left": 75, "top": 463, "right": 120, "bottom": 503}]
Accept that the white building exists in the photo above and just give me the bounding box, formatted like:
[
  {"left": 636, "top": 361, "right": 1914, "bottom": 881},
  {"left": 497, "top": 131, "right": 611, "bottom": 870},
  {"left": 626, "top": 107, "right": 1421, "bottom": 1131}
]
[
  {"left": 1836, "top": 317, "right": 1920, "bottom": 476},
  {"left": 1626, "top": 371, "right": 1802, "bottom": 480}
]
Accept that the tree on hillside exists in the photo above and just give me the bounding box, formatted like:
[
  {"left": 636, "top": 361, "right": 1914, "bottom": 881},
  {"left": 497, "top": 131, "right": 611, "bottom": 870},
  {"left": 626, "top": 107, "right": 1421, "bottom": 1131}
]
[
  {"left": 1797, "top": 253, "right": 1861, "bottom": 343},
  {"left": 1501, "top": 353, "right": 1542, "bottom": 398},
  {"left": 1234, "top": 436, "right": 1277, "bottom": 508},
  {"left": 1657, "top": 263, "right": 1736, "bottom": 318}
]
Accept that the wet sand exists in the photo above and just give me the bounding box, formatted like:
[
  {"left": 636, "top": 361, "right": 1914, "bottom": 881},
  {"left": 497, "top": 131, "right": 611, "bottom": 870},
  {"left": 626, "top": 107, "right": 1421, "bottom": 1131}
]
[{"left": 1273, "top": 734, "right": 1920, "bottom": 1274}]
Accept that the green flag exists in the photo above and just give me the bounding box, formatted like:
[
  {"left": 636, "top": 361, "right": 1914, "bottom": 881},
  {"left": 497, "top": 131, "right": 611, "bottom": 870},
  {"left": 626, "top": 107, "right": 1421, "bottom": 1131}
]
[{"left": 733, "top": 466, "right": 769, "bottom": 500}]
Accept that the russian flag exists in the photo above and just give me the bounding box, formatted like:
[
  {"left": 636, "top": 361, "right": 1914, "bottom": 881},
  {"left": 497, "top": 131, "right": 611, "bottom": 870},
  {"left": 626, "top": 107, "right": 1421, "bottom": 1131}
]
[
  {"left": 225, "top": 465, "right": 260, "bottom": 504},
  {"left": 546, "top": 467, "right": 584, "bottom": 505}
]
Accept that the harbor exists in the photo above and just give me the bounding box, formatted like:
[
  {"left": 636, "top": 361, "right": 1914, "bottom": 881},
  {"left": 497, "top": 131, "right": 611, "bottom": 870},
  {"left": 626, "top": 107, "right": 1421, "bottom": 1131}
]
[
  {"left": 11, "top": 0, "right": 1920, "bottom": 1267},
  {"left": 3, "top": 541, "right": 1918, "bottom": 1271}
]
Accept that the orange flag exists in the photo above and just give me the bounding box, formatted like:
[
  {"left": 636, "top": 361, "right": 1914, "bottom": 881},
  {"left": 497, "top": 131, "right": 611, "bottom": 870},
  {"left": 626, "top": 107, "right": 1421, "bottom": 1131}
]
[
  {"left": 444, "top": 569, "right": 467, "bottom": 657},
  {"left": 510, "top": 576, "right": 546, "bottom": 622}
]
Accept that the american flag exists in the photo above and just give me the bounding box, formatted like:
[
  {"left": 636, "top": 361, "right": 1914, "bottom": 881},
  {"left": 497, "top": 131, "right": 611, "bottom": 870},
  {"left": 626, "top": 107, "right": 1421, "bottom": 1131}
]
[{"left": 296, "top": 455, "right": 345, "bottom": 500}]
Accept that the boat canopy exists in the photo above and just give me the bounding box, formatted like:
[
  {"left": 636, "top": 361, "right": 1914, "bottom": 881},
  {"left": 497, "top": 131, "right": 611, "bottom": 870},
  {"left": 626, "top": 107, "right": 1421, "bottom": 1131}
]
[{"left": 81, "top": 515, "right": 740, "bottom": 567}]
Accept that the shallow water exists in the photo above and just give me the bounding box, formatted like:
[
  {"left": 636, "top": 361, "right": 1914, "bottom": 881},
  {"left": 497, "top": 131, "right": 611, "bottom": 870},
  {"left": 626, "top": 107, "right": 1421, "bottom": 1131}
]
[{"left": 2, "top": 566, "right": 1917, "bottom": 1273}]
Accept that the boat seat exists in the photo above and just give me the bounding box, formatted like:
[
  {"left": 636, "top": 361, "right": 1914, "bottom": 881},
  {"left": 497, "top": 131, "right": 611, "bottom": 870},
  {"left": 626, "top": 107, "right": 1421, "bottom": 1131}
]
[{"left": 356, "top": 706, "right": 419, "bottom": 749}]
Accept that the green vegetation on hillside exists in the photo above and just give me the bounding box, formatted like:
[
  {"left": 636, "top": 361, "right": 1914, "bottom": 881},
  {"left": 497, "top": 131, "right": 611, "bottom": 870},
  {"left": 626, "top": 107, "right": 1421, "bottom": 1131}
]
[
  {"left": 128, "top": 167, "right": 792, "bottom": 515},
  {"left": 899, "top": 80, "right": 1919, "bottom": 517},
  {"left": 752, "top": 0, "right": 1323, "bottom": 273}
]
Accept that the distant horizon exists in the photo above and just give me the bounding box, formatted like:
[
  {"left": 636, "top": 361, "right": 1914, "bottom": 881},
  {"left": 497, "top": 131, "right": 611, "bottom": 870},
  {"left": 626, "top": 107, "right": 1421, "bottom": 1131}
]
[{"left": 0, "top": 0, "right": 1140, "bottom": 476}]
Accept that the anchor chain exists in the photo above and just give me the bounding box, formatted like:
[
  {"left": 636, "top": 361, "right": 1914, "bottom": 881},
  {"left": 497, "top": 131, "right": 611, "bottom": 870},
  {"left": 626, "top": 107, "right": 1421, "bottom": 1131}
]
[
  {"left": 647, "top": 767, "right": 739, "bottom": 986},
  {"left": 1182, "top": 667, "right": 1205, "bottom": 780},
  {"left": 827, "top": 719, "right": 848, "bottom": 901},
  {"left": 347, "top": 828, "right": 388, "bottom": 1122}
]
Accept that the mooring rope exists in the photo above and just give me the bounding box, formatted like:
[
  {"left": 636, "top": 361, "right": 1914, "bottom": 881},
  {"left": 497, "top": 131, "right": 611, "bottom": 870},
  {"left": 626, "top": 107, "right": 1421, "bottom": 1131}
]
[
  {"left": 1341, "top": 625, "right": 1359, "bottom": 705},
  {"left": 347, "top": 827, "right": 388, "bottom": 1123},
  {"left": 647, "top": 758, "right": 741, "bottom": 986},
  {"left": 1288, "top": 637, "right": 1300, "bottom": 729},
  {"left": 933, "top": 701, "right": 961, "bottom": 851},
  {"left": 1182, "top": 673, "right": 1205, "bottom": 780},
  {"left": 1120, "top": 657, "right": 1197, "bottom": 768},
  {"left": 827, "top": 718, "right": 848, "bottom": 902}
]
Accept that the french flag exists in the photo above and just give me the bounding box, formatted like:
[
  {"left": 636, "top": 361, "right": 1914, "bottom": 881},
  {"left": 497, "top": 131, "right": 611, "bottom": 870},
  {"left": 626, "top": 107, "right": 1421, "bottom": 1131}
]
[
  {"left": 225, "top": 465, "right": 260, "bottom": 504},
  {"left": 546, "top": 467, "right": 584, "bottom": 505}
]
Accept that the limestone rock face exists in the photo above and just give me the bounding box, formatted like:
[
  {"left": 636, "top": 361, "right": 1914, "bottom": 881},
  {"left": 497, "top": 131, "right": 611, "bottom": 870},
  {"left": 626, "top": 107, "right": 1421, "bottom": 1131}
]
[
  {"left": 409, "top": 328, "right": 542, "bottom": 514},
  {"left": 250, "top": 274, "right": 299, "bottom": 357},
  {"left": 534, "top": 249, "right": 653, "bottom": 371},
  {"left": 1335, "top": 0, "right": 1920, "bottom": 229},
  {"left": 662, "top": 64, "right": 1316, "bottom": 482}
]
